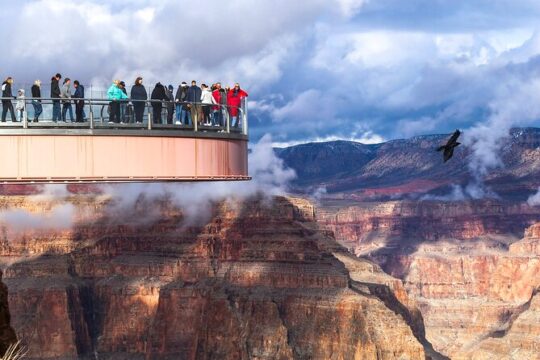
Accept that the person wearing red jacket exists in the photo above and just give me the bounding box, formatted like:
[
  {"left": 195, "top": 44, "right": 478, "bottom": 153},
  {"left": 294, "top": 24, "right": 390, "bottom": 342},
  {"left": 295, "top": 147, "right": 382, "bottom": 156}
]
[{"left": 227, "top": 83, "right": 248, "bottom": 128}]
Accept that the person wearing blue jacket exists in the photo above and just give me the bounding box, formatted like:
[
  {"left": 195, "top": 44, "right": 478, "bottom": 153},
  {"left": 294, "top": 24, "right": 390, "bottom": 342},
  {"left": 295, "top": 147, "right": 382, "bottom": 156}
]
[
  {"left": 107, "top": 80, "right": 128, "bottom": 123},
  {"left": 73, "top": 80, "right": 85, "bottom": 122}
]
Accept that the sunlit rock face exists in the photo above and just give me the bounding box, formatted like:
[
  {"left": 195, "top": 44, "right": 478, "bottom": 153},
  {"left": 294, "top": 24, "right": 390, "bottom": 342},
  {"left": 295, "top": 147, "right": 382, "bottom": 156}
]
[
  {"left": 0, "top": 194, "right": 433, "bottom": 360},
  {"left": 318, "top": 200, "right": 540, "bottom": 358}
]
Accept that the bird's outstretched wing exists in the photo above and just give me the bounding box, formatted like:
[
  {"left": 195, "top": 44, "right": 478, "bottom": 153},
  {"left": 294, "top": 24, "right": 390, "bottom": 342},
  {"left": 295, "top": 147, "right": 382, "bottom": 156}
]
[
  {"left": 443, "top": 147, "right": 454, "bottom": 162},
  {"left": 447, "top": 130, "right": 461, "bottom": 145}
]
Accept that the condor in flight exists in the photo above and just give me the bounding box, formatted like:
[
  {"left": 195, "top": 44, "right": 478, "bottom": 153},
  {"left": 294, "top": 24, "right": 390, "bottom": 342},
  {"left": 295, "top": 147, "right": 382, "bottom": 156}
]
[{"left": 436, "top": 130, "right": 461, "bottom": 163}]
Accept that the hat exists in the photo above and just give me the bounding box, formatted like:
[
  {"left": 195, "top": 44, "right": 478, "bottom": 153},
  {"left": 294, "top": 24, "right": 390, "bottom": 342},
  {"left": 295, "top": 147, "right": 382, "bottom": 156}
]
[{"left": 168, "top": 85, "right": 173, "bottom": 90}]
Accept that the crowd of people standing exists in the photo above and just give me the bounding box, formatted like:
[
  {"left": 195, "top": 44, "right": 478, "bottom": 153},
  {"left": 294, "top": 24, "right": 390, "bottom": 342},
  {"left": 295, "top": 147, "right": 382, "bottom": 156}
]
[{"left": 0, "top": 74, "right": 249, "bottom": 128}]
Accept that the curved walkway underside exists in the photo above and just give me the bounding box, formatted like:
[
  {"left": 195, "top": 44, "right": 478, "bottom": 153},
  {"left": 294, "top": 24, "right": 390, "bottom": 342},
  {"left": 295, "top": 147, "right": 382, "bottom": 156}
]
[{"left": 0, "top": 128, "right": 249, "bottom": 183}]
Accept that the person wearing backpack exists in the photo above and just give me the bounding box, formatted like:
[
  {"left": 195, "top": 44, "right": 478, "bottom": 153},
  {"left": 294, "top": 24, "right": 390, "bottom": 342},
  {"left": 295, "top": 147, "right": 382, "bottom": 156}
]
[{"left": 150, "top": 82, "right": 168, "bottom": 124}]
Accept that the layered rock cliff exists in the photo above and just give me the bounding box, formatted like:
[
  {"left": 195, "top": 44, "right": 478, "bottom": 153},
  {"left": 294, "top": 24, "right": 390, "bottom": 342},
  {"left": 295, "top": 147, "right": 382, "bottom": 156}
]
[
  {"left": 0, "top": 194, "right": 435, "bottom": 359},
  {"left": 318, "top": 200, "right": 540, "bottom": 358}
]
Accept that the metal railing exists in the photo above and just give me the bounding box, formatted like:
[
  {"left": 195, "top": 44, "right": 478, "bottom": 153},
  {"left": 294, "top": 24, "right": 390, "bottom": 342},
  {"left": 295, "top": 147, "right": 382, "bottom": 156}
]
[{"left": 0, "top": 97, "right": 248, "bottom": 136}]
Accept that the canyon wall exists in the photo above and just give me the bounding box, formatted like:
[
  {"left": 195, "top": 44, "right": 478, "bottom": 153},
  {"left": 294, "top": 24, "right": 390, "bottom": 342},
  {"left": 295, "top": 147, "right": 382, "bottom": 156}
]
[
  {"left": 0, "top": 270, "right": 16, "bottom": 357},
  {"left": 318, "top": 199, "right": 540, "bottom": 359},
  {"left": 0, "top": 194, "right": 434, "bottom": 359}
]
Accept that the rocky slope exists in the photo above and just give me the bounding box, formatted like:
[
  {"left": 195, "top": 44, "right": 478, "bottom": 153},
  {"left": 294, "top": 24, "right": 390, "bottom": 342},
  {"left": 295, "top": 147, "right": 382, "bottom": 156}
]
[
  {"left": 276, "top": 127, "right": 540, "bottom": 200},
  {"left": 0, "top": 271, "right": 16, "bottom": 357},
  {"left": 0, "top": 193, "right": 437, "bottom": 359},
  {"left": 318, "top": 201, "right": 540, "bottom": 358}
]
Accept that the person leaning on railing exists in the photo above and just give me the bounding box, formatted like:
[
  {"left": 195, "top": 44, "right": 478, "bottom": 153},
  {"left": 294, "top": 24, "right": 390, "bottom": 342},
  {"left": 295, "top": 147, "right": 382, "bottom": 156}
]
[
  {"left": 130, "top": 77, "right": 147, "bottom": 124},
  {"left": 107, "top": 80, "right": 128, "bottom": 123},
  {"left": 73, "top": 80, "right": 85, "bottom": 123},
  {"left": 31, "top": 80, "right": 42, "bottom": 122}
]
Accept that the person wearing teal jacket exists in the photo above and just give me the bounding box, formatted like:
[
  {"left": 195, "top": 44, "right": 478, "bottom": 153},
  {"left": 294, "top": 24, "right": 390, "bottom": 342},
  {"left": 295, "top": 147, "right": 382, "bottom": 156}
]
[{"left": 107, "top": 80, "right": 127, "bottom": 123}]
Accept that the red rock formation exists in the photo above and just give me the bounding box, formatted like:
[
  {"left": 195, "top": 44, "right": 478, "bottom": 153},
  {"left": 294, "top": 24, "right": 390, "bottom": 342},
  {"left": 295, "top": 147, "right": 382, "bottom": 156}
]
[
  {"left": 0, "top": 195, "right": 434, "bottom": 359},
  {"left": 319, "top": 200, "right": 540, "bottom": 358},
  {"left": 318, "top": 200, "right": 540, "bottom": 252}
]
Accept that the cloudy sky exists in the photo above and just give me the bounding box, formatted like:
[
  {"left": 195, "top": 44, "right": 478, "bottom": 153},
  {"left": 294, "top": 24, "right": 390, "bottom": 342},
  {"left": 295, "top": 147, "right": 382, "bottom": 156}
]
[{"left": 2, "top": 0, "right": 540, "bottom": 145}]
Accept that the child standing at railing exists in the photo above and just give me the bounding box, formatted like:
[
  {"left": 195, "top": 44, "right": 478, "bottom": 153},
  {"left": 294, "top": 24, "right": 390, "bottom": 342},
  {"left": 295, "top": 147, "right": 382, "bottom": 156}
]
[{"left": 15, "top": 89, "right": 25, "bottom": 122}]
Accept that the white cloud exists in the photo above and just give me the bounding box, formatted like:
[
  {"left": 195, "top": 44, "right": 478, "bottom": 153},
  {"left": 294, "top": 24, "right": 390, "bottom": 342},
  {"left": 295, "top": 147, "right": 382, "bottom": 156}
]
[
  {"left": 1, "top": 0, "right": 540, "bottom": 151},
  {"left": 336, "top": 0, "right": 369, "bottom": 17},
  {"left": 102, "top": 134, "right": 296, "bottom": 225},
  {"left": 528, "top": 187, "right": 540, "bottom": 206},
  {"left": 272, "top": 132, "right": 384, "bottom": 148}
]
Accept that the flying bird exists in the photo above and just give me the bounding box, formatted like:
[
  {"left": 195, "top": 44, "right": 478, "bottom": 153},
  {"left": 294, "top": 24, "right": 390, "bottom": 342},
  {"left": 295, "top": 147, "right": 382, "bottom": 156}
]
[{"left": 436, "top": 130, "right": 461, "bottom": 163}]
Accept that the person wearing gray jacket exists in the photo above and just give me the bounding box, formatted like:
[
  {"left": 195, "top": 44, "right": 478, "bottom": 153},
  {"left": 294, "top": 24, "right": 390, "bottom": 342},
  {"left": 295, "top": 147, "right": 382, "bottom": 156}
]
[{"left": 61, "top": 78, "right": 74, "bottom": 122}]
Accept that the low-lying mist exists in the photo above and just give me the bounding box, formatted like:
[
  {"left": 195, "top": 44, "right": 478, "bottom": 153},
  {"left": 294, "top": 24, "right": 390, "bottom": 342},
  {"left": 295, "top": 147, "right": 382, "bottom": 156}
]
[{"left": 0, "top": 134, "right": 297, "bottom": 232}]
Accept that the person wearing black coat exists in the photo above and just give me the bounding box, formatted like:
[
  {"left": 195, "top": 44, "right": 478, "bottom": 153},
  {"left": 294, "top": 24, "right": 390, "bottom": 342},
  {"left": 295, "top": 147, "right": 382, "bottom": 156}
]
[
  {"left": 1, "top": 77, "right": 16, "bottom": 122},
  {"left": 130, "top": 77, "right": 147, "bottom": 123},
  {"left": 166, "top": 85, "right": 175, "bottom": 125},
  {"left": 31, "top": 80, "right": 42, "bottom": 122},
  {"left": 51, "top": 73, "right": 62, "bottom": 122},
  {"left": 150, "top": 82, "right": 167, "bottom": 124},
  {"left": 175, "top": 82, "right": 189, "bottom": 125},
  {"left": 73, "top": 81, "right": 85, "bottom": 123}
]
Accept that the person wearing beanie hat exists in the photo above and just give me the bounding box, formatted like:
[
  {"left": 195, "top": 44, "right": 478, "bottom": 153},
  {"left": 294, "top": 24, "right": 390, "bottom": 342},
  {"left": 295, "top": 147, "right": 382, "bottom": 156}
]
[{"left": 165, "top": 84, "right": 175, "bottom": 124}]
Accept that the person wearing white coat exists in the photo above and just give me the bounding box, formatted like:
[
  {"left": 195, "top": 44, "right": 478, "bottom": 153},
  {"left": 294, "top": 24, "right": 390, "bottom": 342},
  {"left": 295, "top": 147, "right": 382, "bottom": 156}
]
[
  {"left": 15, "top": 89, "right": 25, "bottom": 122},
  {"left": 200, "top": 84, "right": 216, "bottom": 126}
]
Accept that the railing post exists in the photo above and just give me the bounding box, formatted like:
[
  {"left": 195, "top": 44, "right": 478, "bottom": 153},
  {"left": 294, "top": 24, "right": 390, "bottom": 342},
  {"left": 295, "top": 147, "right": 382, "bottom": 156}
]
[
  {"left": 243, "top": 99, "right": 248, "bottom": 136},
  {"left": 23, "top": 99, "right": 28, "bottom": 129},
  {"left": 225, "top": 106, "right": 230, "bottom": 133},
  {"left": 89, "top": 100, "right": 94, "bottom": 129},
  {"left": 147, "top": 101, "right": 152, "bottom": 130},
  {"left": 193, "top": 104, "right": 198, "bottom": 132}
]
